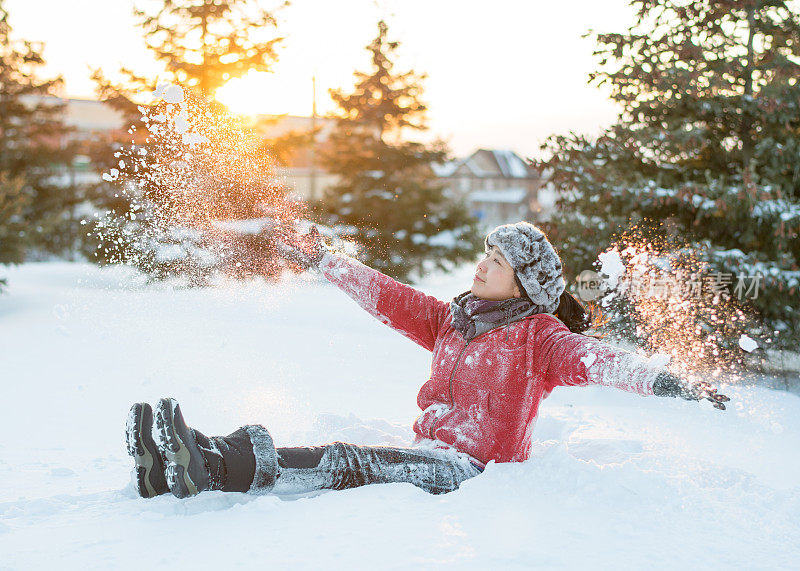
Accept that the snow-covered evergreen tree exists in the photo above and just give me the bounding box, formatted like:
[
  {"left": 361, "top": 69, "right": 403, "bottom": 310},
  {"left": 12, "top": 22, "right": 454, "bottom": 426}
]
[
  {"left": 537, "top": 0, "right": 800, "bottom": 346},
  {"left": 320, "top": 21, "right": 480, "bottom": 281}
]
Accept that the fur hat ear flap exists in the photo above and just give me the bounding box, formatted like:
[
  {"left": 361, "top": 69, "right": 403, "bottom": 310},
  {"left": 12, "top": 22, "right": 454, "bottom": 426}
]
[{"left": 485, "top": 222, "right": 565, "bottom": 313}]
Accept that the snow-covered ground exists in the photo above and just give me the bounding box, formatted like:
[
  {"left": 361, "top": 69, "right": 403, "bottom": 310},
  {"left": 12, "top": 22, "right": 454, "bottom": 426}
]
[{"left": 1, "top": 262, "right": 799, "bottom": 570}]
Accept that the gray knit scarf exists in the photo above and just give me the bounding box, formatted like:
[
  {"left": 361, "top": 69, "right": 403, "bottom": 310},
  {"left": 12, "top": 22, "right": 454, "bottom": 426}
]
[{"left": 449, "top": 292, "right": 538, "bottom": 341}]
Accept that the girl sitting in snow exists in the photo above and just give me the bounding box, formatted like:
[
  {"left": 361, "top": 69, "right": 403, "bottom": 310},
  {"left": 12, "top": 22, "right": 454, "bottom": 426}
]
[{"left": 126, "top": 221, "right": 729, "bottom": 499}]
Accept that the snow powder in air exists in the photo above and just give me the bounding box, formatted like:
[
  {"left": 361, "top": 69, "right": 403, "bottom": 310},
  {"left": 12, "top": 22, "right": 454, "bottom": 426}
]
[{"left": 646, "top": 352, "right": 671, "bottom": 368}]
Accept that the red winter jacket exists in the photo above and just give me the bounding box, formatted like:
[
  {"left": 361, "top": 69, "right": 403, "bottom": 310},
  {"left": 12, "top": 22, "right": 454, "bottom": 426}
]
[{"left": 320, "top": 251, "right": 660, "bottom": 466}]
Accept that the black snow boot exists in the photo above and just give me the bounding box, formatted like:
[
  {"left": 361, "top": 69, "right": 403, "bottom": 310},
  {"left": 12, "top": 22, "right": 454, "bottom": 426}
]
[
  {"left": 126, "top": 402, "right": 170, "bottom": 498},
  {"left": 154, "top": 397, "right": 278, "bottom": 498}
]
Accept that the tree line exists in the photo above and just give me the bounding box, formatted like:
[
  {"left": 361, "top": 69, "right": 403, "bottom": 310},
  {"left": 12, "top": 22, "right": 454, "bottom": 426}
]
[
  {"left": 535, "top": 0, "right": 799, "bottom": 348},
  {"left": 1, "top": 0, "right": 797, "bottom": 348},
  {"left": 0, "top": 0, "right": 479, "bottom": 290}
]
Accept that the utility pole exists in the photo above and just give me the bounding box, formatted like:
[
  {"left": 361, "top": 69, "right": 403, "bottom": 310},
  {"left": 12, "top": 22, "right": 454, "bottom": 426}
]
[{"left": 309, "top": 75, "right": 318, "bottom": 201}]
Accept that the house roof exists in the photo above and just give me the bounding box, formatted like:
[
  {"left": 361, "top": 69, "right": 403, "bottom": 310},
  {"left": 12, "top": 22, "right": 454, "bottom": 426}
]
[
  {"left": 439, "top": 148, "right": 536, "bottom": 179},
  {"left": 491, "top": 149, "right": 530, "bottom": 178}
]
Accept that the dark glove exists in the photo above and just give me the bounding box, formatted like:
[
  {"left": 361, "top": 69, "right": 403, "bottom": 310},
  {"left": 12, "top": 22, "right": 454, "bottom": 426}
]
[
  {"left": 274, "top": 225, "right": 326, "bottom": 270},
  {"left": 652, "top": 371, "right": 730, "bottom": 410}
]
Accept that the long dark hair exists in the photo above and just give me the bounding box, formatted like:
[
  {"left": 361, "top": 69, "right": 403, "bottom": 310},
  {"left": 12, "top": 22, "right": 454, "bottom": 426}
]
[{"left": 554, "top": 291, "right": 606, "bottom": 335}]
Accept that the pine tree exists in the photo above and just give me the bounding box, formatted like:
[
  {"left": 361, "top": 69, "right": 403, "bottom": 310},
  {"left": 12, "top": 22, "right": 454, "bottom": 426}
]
[
  {"left": 90, "top": 0, "right": 299, "bottom": 195},
  {"left": 90, "top": 0, "right": 286, "bottom": 174},
  {"left": 93, "top": 0, "right": 284, "bottom": 110},
  {"left": 536, "top": 0, "right": 800, "bottom": 346},
  {"left": 0, "top": 173, "right": 28, "bottom": 291},
  {"left": 0, "top": 1, "right": 80, "bottom": 278},
  {"left": 88, "top": 0, "right": 286, "bottom": 217},
  {"left": 320, "top": 21, "right": 480, "bottom": 281}
]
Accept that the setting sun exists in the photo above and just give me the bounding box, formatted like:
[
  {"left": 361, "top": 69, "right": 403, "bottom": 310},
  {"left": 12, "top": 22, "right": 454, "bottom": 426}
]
[{"left": 215, "top": 69, "right": 320, "bottom": 117}]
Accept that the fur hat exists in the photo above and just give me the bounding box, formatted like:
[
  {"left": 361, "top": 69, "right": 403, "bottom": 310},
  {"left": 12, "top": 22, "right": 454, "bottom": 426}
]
[{"left": 485, "top": 222, "right": 565, "bottom": 313}]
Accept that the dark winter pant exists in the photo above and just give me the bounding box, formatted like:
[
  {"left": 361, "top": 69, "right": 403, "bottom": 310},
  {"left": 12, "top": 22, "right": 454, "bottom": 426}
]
[
  {"left": 272, "top": 442, "right": 484, "bottom": 495},
  {"left": 210, "top": 427, "right": 483, "bottom": 495}
]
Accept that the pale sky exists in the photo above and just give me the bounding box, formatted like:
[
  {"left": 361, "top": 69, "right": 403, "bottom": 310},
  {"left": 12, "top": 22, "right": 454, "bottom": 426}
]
[{"left": 6, "top": 0, "right": 636, "bottom": 158}]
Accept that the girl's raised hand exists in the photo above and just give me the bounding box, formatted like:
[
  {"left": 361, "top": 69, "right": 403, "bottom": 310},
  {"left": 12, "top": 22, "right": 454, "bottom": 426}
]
[
  {"left": 274, "top": 225, "right": 326, "bottom": 270},
  {"left": 653, "top": 371, "right": 731, "bottom": 410}
]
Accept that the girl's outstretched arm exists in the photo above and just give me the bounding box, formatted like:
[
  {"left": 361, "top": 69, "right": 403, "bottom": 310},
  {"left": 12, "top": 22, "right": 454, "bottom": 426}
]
[
  {"left": 317, "top": 250, "right": 450, "bottom": 352},
  {"left": 277, "top": 226, "right": 450, "bottom": 352},
  {"left": 535, "top": 315, "right": 728, "bottom": 409}
]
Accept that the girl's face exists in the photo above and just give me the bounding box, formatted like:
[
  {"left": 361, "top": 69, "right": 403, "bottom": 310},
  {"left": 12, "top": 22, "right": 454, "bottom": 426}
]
[{"left": 471, "top": 246, "right": 521, "bottom": 301}]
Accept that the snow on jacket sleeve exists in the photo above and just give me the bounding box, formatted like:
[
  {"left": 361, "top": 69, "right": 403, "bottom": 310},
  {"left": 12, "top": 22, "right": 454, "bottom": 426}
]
[
  {"left": 318, "top": 250, "right": 450, "bottom": 352},
  {"left": 534, "top": 315, "right": 658, "bottom": 396}
]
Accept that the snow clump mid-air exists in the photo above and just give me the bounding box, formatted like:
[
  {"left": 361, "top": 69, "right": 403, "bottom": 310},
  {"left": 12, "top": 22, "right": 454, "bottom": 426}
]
[
  {"left": 154, "top": 83, "right": 185, "bottom": 104},
  {"left": 739, "top": 334, "right": 759, "bottom": 352},
  {"left": 598, "top": 247, "right": 625, "bottom": 289}
]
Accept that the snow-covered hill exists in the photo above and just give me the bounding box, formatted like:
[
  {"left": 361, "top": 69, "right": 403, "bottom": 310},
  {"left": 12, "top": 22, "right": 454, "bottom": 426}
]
[{"left": 1, "top": 263, "right": 798, "bottom": 569}]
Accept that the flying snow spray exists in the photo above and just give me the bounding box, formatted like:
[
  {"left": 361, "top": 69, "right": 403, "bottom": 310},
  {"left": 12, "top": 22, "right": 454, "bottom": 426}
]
[
  {"left": 583, "top": 228, "right": 772, "bottom": 389},
  {"left": 89, "top": 84, "right": 305, "bottom": 284}
]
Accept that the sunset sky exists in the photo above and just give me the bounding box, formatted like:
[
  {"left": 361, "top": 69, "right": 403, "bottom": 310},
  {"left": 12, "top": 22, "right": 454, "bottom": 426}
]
[{"left": 6, "top": 0, "right": 637, "bottom": 158}]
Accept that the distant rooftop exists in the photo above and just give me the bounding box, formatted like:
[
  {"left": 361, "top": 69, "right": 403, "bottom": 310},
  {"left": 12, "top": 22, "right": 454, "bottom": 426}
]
[{"left": 437, "top": 148, "right": 536, "bottom": 179}]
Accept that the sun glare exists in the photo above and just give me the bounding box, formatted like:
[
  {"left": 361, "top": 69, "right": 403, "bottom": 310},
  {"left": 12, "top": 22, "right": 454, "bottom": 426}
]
[{"left": 215, "top": 70, "right": 316, "bottom": 117}]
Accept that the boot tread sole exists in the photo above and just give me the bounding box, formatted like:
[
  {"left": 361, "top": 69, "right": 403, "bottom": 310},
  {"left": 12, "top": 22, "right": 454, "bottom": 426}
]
[
  {"left": 126, "top": 403, "right": 167, "bottom": 498},
  {"left": 155, "top": 398, "right": 205, "bottom": 498}
]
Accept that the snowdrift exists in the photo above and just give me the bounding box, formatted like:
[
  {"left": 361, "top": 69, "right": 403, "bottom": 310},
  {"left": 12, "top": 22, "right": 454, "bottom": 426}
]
[{"left": 1, "top": 262, "right": 798, "bottom": 569}]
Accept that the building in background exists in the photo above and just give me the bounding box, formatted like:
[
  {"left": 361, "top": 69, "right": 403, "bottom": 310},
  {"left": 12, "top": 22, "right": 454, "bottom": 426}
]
[
  {"left": 52, "top": 101, "right": 551, "bottom": 226},
  {"left": 433, "top": 149, "right": 546, "bottom": 229},
  {"left": 32, "top": 97, "right": 126, "bottom": 186},
  {"left": 61, "top": 98, "right": 127, "bottom": 138},
  {"left": 252, "top": 114, "right": 338, "bottom": 202},
  {"left": 253, "top": 117, "right": 551, "bottom": 228}
]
